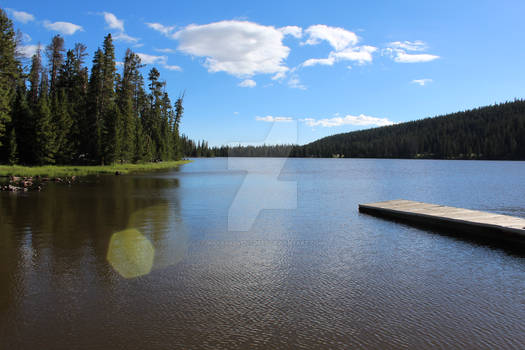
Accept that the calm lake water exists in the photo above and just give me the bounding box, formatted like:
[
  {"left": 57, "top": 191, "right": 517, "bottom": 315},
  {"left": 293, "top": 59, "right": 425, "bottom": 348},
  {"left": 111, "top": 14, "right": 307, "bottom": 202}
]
[{"left": 1, "top": 158, "right": 524, "bottom": 349}]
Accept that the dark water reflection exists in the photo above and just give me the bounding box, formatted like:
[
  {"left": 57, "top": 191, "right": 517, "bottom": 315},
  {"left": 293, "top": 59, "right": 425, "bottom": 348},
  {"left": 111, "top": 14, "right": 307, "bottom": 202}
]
[{"left": 1, "top": 158, "right": 524, "bottom": 349}]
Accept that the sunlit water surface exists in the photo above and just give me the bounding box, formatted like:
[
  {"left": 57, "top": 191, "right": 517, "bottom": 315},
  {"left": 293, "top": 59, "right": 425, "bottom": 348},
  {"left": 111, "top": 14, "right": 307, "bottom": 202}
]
[{"left": 1, "top": 158, "right": 524, "bottom": 349}]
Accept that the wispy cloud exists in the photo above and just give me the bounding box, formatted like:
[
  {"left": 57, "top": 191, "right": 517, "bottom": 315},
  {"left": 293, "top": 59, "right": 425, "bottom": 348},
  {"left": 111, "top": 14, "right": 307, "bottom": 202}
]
[
  {"left": 137, "top": 53, "right": 167, "bottom": 65},
  {"left": 384, "top": 40, "right": 439, "bottom": 63},
  {"left": 101, "top": 12, "right": 140, "bottom": 44},
  {"left": 394, "top": 52, "right": 439, "bottom": 63},
  {"left": 137, "top": 52, "right": 181, "bottom": 72},
  {"left": 300, "top": 114, "right": 395, "bottom": 127},
  {"left": 147, "top": 22, "right": 176, "bottom": 36},
  {"left": 155, "top": 48, "right": 176, "bottom": 53},
  {"left": 288, "top": 76, "right": 306, "bottom": 90},
  {"left": 412, "top": 78, "right": 433, "bottom": 86},
  {"left": 255, "top": 116, "right": 293, "bottom": 122},
  {"left": 18, "top": 44, "right": 39, "bottom": 58},
  {"left": 164, "top": 64, "right": 182, "bottom": 71},
  {"left": 113, "top": 32, "right": 139, "bottom": 43},
  {"left": 43, "top": 21, "right": 83, "bottom": 35},
  {"left": 389, "top": 40, "right": 427, "bottom": 51},
  {"left": 239, "top": 79, "right": 256, "bottom": 88},
  {"left": 303, "top": 45, "right": 377, "bottom": 67},
  {"left": 6, "top": 9, "right": 34, "bottom": 23},
  {"left": 103, "top": 12, "right": 124, "bottom": 31}
]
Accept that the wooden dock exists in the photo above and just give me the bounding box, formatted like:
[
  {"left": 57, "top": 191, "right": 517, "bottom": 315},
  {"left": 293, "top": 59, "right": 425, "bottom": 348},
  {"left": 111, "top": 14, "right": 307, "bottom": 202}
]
[{"left": 359, "top": 200, "right": 525, "bottom": 243}]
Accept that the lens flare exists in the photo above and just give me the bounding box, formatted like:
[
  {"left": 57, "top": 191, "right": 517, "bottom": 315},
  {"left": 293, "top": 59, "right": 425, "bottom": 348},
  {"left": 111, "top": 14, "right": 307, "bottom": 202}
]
[{"left": 107, "top": 228, "right": 155, "bottom": 278}]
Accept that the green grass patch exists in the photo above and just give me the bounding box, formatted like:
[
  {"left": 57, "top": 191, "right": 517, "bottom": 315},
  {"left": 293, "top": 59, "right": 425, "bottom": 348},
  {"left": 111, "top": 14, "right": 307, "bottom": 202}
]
[{"left": 0, "top": 160, "right": 192, "bottom": 177}]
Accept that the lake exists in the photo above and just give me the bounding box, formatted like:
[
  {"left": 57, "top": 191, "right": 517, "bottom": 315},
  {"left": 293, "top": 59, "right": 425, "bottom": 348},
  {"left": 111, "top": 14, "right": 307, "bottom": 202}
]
[{"left": 1, "top": 158, "right": 524, "bottom": 349}]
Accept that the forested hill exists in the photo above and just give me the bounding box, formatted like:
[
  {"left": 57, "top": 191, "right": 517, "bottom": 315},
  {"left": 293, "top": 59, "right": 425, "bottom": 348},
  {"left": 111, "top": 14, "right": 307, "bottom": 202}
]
[{"left": 297, "top": 100, "right": 525, "bottom": 160}]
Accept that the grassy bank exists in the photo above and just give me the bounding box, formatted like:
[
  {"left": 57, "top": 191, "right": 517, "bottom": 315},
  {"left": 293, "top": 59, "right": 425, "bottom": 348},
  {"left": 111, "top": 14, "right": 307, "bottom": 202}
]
[{"left": 0, "top": 160, "right": 192, "bottom": 177}]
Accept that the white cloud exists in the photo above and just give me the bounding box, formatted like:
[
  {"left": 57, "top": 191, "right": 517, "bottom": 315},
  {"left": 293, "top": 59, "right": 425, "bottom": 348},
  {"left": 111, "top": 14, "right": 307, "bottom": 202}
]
[
  {"left": 271, "top": 71, "right": 287, "bottom": 80},
  {"left": 256, "top": 116, "right": 293, "bottom": 122},
  {"left": 301, "top": 25, "right": 376, "bottom": 68},
  {"left": 384, "top": 40, "right": 439, "bottom": 63},
  {"left": 147, "top": 22, "right": 176, "bottom": 36},
  {"left": 331, "top": 45, "right": 376, "bottom": 64},
  {"left": 103, "top": 12, "right": 124, "bottom": 32},
  {"left": 239, "top": 79, "right": 256, "bottom": 88},
  {"left": 155, "top": 48, "right": 176, "bottom": 53},
  {"left": 137, "top": 53, "right": 168, "bottom": 65},
  {"left": 18, "top": 44, "right": 39, "bottom": 58},
  {"left": 394, "top": 52, "right": 439, "bottom": 63},
  {"left": 164, "top": 64, "right": 182, "bottom": 71},
  {"left": 137, "top": 53, "right": 181, "bottom": 71},
  {"left": 388, "top": 40, "right": 427, "bottom": 51},
  {"left": 172, "top": 20, "right": 290, "bottom": 78},
  {"left": 113, "top": 32, "right": 139, "bottom": 43},
  {"left": 303, "top": 57, "right": 335, "bottom": 67},
  {"left": 279, "top": 25, "right": 302, "bottom": 38},
  {"left": 300, "top": 114, "right": 394, "bottom": 127},
  {"left": 412, "top": 78, "right": 433, "bottom": 86},
  {"left": 101, "top": 12, "right": 141, "bottom": 45},
  {"left": 304, "top": 24, "right": 358, "bottom": 51},
  {"left": 303, "top": 45, "right": 376, "bottom": 67},
  {"left": 43, "top": 21, "right": 83, "bottom": 35},
  {"left": 7, "top": 9, "right": 34, "bottom": 23}
]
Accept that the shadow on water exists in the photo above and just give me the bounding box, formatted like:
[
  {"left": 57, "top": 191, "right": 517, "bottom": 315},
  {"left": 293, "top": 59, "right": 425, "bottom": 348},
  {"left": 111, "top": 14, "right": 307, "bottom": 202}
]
[
  {"left": 359, "top": 212, "right": 525, "bottom": 258},
  {"left": 0, "top": 173, "right": 189, "bottom": 323}
]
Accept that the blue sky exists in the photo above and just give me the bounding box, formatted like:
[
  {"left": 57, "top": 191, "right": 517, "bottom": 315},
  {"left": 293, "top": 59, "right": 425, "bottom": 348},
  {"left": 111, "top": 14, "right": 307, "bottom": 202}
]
[{"left": 4, "top": 0, "right": 525, "bottom": 146}]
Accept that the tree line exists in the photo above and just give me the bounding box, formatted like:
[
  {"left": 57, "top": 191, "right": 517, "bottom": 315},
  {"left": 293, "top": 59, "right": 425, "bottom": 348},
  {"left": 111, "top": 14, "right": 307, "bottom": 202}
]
[
  {"left": 299, "top": 100, "right": 525, "bottom": 160},
  {"left": 191, "top": 100, "right": 525, "bottom": 160},
  {"left": 0, "top": 8, "right": 186, "bottom": 165}
]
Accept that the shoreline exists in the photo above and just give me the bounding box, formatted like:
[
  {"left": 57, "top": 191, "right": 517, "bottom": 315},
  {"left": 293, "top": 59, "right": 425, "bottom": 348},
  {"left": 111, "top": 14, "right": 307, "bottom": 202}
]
[{"left": 0, "top": 160, "right": 192, "bottom": 178}]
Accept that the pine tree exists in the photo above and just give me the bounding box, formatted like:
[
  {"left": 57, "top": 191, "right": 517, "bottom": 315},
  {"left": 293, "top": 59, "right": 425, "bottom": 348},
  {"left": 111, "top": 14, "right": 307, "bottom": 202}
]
[
  {"left": 46, "top": 34, "right": 65, "bottom": 96},
  {"left": 12, "top": 87, "right": 34, "bottom": 164},
  {"left": 58, "top": 43, "right": 88, "bottom": 161},
  {"left": 35, "top": 72, "right": 56, "bottom": 165},
  {"left": 173, "top": 94, "right": 184, "bottom": 159},
  {"left": 86, "top": 49, "right": 104, "bottom": 162},
  {"left": 116, "top": 49, "right": 143, "bottom": 163},
  {"left": 52, "top": 90, "right": 73, "bottom": 164},
  {"left": 100, "top": 34, "right": 119, "bottom": 164},
  {"left": 0, "top": 8, "right": 20, "bottom": 147},
  {"left": 28, "top": 48, "right": 42, "bottom": 106},
  {"left": 146, "top": 67, "right": 166, "bottom": 160}
]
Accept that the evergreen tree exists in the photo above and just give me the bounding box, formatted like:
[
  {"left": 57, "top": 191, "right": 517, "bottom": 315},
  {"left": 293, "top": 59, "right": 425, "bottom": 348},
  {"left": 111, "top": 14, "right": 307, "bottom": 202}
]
[
  {"left": 12, "top": 87, "right": 34, "bottom": 164},
  {"left": 1, "top": 9, "right": 187, "bottom": 165},
  {"left": 28, "top": 47, "right": 42, "bottom": 106},
  {"left": 86, "top": 48, "right": 104, "bottom": 162},
  {"left": 46, "top": 34, "right": 65, "bottom": 96},
  {"left": 58, "top": 43, "right": 88, "bottom": 161},
  {"left": 34, "top": 72, "right": 56, "bottom": 165},
  {"left": 52, "top": 90, "right": 73, "bottom": 163},
  {"left": 116, "top": 49, "right": 143, "bottom": 162},
  {"left": 100, "top": 34, "right": 119, "bottom": 164},
  {"left": 0, "top": 8, "right": 20, "bottom": 147}
]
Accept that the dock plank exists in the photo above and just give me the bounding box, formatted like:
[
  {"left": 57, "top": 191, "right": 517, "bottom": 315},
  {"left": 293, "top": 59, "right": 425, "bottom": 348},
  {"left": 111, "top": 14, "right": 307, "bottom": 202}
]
[{"left": 359, "top": 200, "right": 525, "bottom": 241}]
